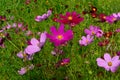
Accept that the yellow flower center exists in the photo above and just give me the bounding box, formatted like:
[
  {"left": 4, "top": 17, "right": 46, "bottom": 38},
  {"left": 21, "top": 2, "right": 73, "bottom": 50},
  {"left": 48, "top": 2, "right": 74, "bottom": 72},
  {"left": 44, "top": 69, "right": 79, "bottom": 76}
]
[
  {"left": 92, "top": 31, "right": 95, "bottom": 35},
  {"left": 92, "top": 8, "right": 96, "bottom": 11},
  {"left": 57, "top": 35, "right": 63, "bottom": 40},
  {"left": 108, "top": 62, "right": 112, "bottom": 66},
  {"left": 106, "top": 33, "right": 110, "bottom": 37},
  {"left": 103, "top": 16, "right": 106, "bottom": 19},
  {"left": 68, "top": 16, "right": 72, "bottom": 20},
  {"left": 0, "top": 33, "right": 5, "bottom": 38}
]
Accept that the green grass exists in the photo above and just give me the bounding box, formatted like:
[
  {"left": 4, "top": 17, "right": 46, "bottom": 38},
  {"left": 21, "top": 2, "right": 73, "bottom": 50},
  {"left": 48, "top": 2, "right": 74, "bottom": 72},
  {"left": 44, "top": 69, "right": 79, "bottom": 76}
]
[{"left": 1, "top": 0, "right": 120, "bottom": 80}]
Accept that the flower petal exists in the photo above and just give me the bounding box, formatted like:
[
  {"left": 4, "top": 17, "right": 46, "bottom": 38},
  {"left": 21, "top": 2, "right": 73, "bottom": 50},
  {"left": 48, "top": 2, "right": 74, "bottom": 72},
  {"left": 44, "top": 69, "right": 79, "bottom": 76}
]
[
  {"left": 104, "top": 53, "right": 111, "bottom": 62},
  {"left": 50, "top": 26, "right": 58, "bottom": 35},
  {"left": 58, "top": 24, "right": 64, "bottom": 34},
  {"left": 96, "top": 58, "right": 107, "bottom": 67},
  {"left": 25, "top": 45, "right": 41, "bottom": 55},
  {"left": 39, "top": 32, "right": 47, "bottom": 47},
  {"left": 30, "top": 38, "right": 39, "bottom": 46}
]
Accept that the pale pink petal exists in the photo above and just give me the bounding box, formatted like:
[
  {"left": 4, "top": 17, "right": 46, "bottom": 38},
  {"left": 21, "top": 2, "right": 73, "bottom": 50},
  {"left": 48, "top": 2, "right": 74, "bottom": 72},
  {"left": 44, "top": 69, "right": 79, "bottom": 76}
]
[
  {"left": 96, "top": 58, "right": 107, "bottom": 67},
  {"left": 110, "top": 66, "right": 117, "bottom": 73},
  {"left": 112, "top": 56, "right": 119, "bottom": 61},
  {"left": 25, "top": 45, "right": 41, "bottom": 55},
  {"left": 104, "top": 53, "right": 112, "bottom": 62},
  {"left": 30, "top": 38, "right": 39, "bottom": 46}
]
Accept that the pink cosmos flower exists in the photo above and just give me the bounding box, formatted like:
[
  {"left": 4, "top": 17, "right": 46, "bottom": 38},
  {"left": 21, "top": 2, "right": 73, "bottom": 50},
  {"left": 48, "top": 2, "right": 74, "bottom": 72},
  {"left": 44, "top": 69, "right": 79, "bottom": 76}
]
[
  {"left": 35, "top": 10, "right": 52, "bottom": 22},
  {"left": 17, "top": 51, "right": 33, "bottom": 61},
  {"left": 79, "top": 35, "right": 94, "bottom": 46},
  {"left": 25, "top": 31, "right": 47, "bottom": 55},
  {"left": 96, "top": 53, "right": 120, "bottom": 73},
  {"left": 18, "top": 67, "right": 27, "bottom": 75},
  {"left": 47, "top": 24, "right": 73, "bottom": 46},
  {"left": 84, "top": 26, "right": 103, "bottom": 38},
  {"left": 115, "top": 28, "right": 120, "bottom": 33},
  {"left": 56, "top": 11, "right": 84, "bottom": 27},
  {"left": 18, "top": 64, "right": 34, "bottom": 75},
  {"left": 112, "top": 12, "right": 120, "bottom": 20},
  {"left": 106, "top": 15, "right": 117, "bottom": 24}
]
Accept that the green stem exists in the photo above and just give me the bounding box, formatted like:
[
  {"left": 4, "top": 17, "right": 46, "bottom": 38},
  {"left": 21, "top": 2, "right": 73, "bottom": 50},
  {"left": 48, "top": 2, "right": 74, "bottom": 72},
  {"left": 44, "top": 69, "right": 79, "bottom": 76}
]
[{"left": 6, "top": 38, "right": 20, "bottom": 50}]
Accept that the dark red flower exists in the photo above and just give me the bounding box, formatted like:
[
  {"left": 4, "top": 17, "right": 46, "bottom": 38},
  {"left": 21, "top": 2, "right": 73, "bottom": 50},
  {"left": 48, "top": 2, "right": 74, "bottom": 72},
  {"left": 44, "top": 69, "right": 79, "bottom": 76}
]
[
  {"left": 56, "top": 11, "right": 84, "bottom": 27},
  {"left": 103, "top": 32, "right": 113, "bottom": 39},
  {"left": 98, "top": 13, "right": 107, "bottom": 22},
  {"left": 91, "top": 12, "right": 97, "bottom": 18},
  {"left": 90, "top": 6, "right": 97, "bottom": 13},
  {"left": 55, "top": 58, "right": 70, "bottom": 68},
  {"left": 98, "top": 39, "right": 110, "bottom": 46}
]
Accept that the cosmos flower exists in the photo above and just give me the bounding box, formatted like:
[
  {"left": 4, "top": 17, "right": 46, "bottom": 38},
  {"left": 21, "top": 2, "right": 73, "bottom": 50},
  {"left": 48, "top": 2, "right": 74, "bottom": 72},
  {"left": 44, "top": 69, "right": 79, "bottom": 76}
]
[
  {"left": 91, "top": 12, "right": 97, "bottom": 18},
  {"left": 98, "top": 39, "right": 110, "bottom": 47},
  {"left": 17, "top": 51, "right": 33, "bottom": 61},
  {"left": 96, "top": 53, "right": 120, "bottom": 73},
  {"left": 18, "top": 67, "right": 27, "bottom": 75},
  {"left": 115, "top": 28, "right": 120, "bottom": 33},
  {"left": 106, "top": 15, "right": 117, "bottom": 24},
  {"left": 84, "top": 26, "right": 103, "bottom": 38},
  {"left": 98, "top": 13, "right": 107, "bottom": 22},
  {"left": 25, "top": 31, "right": 47, "bottom": 55},
  {"left": 112, "top": 12, "right": 120, "bottom": 20},
  {"left": 35, "top": 10, "right": 52, "bottom": 22},
  {"left": 18, "top": 64, "right": 34, "bottom": 75},
  {"left": 79, "top": 35, "right": 94, "bottom": 46},
  {"left": 56, "top": 11, "right": 84, "bottom": 27},
  {"left": 47, "top": 24, "right": 73, "bottom": 46},
  {"left": 103, "top": 32, "right": 113, "bottom": 39},
  {"left": 55, "top": 58, "right": 70, "bottom": 68}
]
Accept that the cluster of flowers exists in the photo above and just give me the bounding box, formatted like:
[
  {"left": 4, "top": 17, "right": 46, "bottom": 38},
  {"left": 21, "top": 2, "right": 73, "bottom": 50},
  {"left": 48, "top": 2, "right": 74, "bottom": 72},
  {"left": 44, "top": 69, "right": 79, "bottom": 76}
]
[
  {"left": 83, "top": 5, "right": 120, "bottom": 24},
  {"left": 0, "top": 22, "right": 31, "bottom": 48},
  {"left": 17, "top": 32, "right": 47, "bottom": 75},
  {"left": 35, "top": 10, "right": 52, "bottom": 22},
  {"left": 79, "top": 25, "right": 103, "bottom": 46},
  {"left": 16, "top": 5, "right": 120, "bottom": 74}
]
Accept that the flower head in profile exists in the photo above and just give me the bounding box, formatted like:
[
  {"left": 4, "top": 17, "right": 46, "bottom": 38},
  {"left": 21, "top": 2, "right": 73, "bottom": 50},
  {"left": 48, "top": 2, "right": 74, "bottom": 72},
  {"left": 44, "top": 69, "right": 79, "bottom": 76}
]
[
  {"left": 55, "top": 58, "right": 70, "bottom": 68},
  {"left": 56, "top": 11, "right": 84, "bottom": 27},
  {"left": 96, "top": 53, "right": 120, "bottom": 73},
  {"left": 17, "top": 51, "right": 33, "bottom": 61},
  {"left": 106, "top": 15, "right": 117, "bottom": 24},
  {"left": 84, "top": 26, "right": 103, "bottom": 38},
  {"left": 98, "top": 13, "right": 107, "bottom": 22},
  {"left": 98, "top": 39, "right": 110, "bottom": 47},
  {"left": 18, "top": 64, "right": 34, "bottom": 75},
  {"left": 18, "top": 67, "right": 27, "bottom": 75},
  {"left": 47, "top": 24, "right": 73, "bottom": 46},
  {"left": 25, "top": 32, "right": 47, "bottom": 55},
  {"left": 79, "top": 35, "right": 94, "bottom": 46},
  {"left": 35, "top": 10, "right": 52, "bottom": 22},
  {"left": 112, "top": 12, "right": 120, "bottom": 20}
]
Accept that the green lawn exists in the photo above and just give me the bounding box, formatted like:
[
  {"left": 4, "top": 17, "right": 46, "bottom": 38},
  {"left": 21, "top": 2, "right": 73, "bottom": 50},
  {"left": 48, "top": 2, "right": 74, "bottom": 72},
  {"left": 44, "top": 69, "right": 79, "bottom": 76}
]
[{"left": 1, "top": 0, "right": 120, "bottom": 80}]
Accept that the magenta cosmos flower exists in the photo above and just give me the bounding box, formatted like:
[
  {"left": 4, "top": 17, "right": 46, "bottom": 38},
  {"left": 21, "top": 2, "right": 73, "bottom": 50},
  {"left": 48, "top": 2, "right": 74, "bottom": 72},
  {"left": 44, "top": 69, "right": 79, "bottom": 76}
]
[
  {"left": 84, "top": 26, "right": 103, "bottom": 38},
  {"left": 106, "top": 15, "right": 117, "bottom": 24},
  {"left": 79, "top": 35, "right": 94, "bottom": 46},
  {"left": 47, "top": 24, "right": 73, "bottom": 46},
  {"left": 96, "top": 53, "right": 120, "bottom": 73},
  {"left": 56, "top": 11, "right": 84, "bottom": 27}
]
